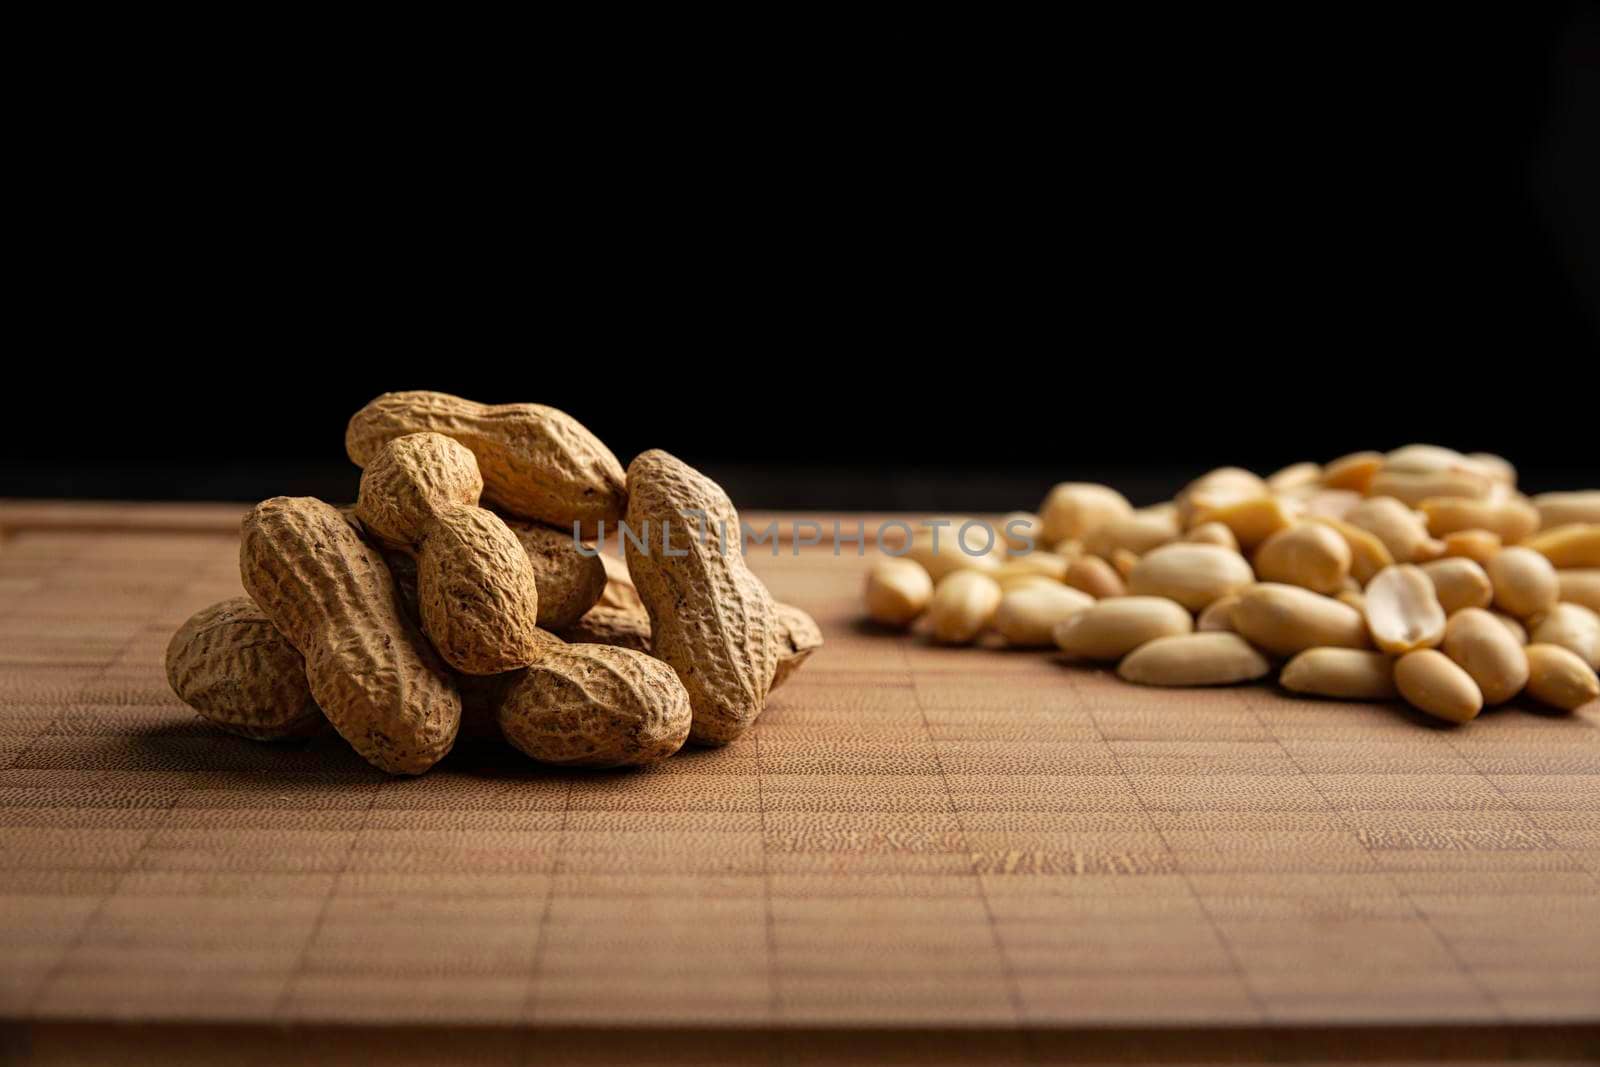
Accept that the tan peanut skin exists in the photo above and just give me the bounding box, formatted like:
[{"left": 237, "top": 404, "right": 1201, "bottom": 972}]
[
  {"left": 771, "top": 602, "right": 823, "bottom": 691},
  {"left": 357, "top": 433, "right": 544, "bottom": 675},
  {"left": 497, "top": 644, "right": 691, "bottom": 767},
  {"left": 557, "top": 605, "right": 654, "bottom": 655},
  {"left": 346, "top": 390, "right": 627, "bottom": 538},
  {"left": 239, "top": 497, "right": 461, "bottom": 775},
  {"left": 624, "top": 449, "right": 780, "bottom": 746},
  {"left": 165, "top": 597, "right": 324, "bottom": 741}
]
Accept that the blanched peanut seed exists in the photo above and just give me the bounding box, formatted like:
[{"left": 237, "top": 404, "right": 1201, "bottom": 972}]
[
  {"left": 1111, "top": 548, "right": 1141, "bottom": 581},
  {"left": 1346, "top": 498, "right": 1438, "bottom": 564},
  {"left": 1368, "top": 468, "right": 1494, "bottom": 507},
  {"left": 1253, "top": 523, "right": 1351, "bottom": 595},
  {"left": 1190, "top": 495, "right": 1295, "bottom": 552},
  {"left": 1280, "top": 648, "right": 1398, "bottom": 700},
  {"left": 993, "top": 553, "right": 1069, "bottom": 583},
  {"left": 1127, "top": 543, "right": 1255, "bottom": 612},
  {"left": 1184, "top": 522, "right": 1240, "bottom": 551},
  {"left": 1557, "top": 569, "right": 1600, "bottom": 614},
  {"left": 1523, "top": 524, "right": 1600, "bottom": 569},
  {"left": 1039, "top": 483, "right": 1133, "bottom": 546},
  {"left": 1487, "top": 546, "right": 1560, "bottom": 618},
  {"left": 1420, "top": 497, "right": 1539, "bottom": 544},
  {"left": 1181, "top": 467, "right": 1268, "bottom": 512},
  {"left": 1492, "top": 612, "right": 1529, "bottom": 645},
  {"left": 1300, "top": 489, "right": 1362, "bottom": 520},
  {"left": 1394, "top": 649, "right": 1483, "bottom": 724},
  {"left": 1529, "top": 603, "right": 1600, "bottom": 669},
  {"left": 864, "top": 558, "right": 934, "bottom": 627},
  {"left": 1441, "top": 608, "right": 1530, "bottom": 706},
  {"left": 1532, "top": 491, "right": 1600, "bottom": 531},
  {"left": 993, "top": 584, "right": 1094, "bottom": 648},
  {"left": 1523, "top": 644, "right": 1600, "bottom": 711},
  {"left": 1265, "top": 461, "right": 1320, "bottom": 493},
  {"left": 1198, "top": 592, "right": 1243, "bottom": 632},
  {"left": 903, "top": 529, "right": 1003, "bottom": 583},
  {"left": 1383, "top": 443, "right": 1476, "bottom": 475},
  {"left": 998, "top": 573, "right": 1067, "bottom": 594},
  {"left": 1085, "top": 512, "right": 1181, "bottom": 559},
  {"left": 1053, "top": 597, "right": 1192, "bottom": 661},
  {"left": 928, "top": 570, "right": 1002, "bottom": 645},
  {"left": 1232, "top": 584, "right": 1370, "bottom": 657},
  {"left": 1322, "top": 451, "right": 1383, "bottom": 493},
  {"left": 1365, "top": 564, "right": 1448, "bottom": 655},
  {"left": 1468, "top": 452, "right": 1517, "bottom": 485},
  {"left": 1063, "top": 555, "right": 1125, "bottom": 599},
  {"left": 1117, "top": 633, "right": 1271, "bottom": 687},
  {"left": 1420, "top": 557, "right": 1493, "bottom": 615},
  {"left": 1441, "top": 529, "right": 1502, "bottom": 567},
  {"left": 1311, "top": 516, "right": 1395, "bottom": 584}
]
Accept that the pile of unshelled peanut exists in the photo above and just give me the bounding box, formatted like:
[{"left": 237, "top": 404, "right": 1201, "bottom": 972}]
[
  {"left": 863, "top": 446, "right": 1599, "bottom": 724},
  {"left": 165, "top": 391, "right": 820, "bottom": 775}
]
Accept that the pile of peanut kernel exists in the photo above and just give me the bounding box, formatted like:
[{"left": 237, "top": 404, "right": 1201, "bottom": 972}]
[{"left": 862, "top": 446, "right": 1600, "bottom": 724}]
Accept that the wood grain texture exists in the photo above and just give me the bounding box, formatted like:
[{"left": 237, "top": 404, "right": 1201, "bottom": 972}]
[{"left": 1, "top": 503, "right": 1598, "bottom": 1047}]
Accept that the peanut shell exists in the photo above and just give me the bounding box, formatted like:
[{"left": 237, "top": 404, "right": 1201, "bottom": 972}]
[
  {"left": 357, "top": 434, "right": 544, "bottom": 675},
  {"left": 771, "top": 602, "right": 823, "bottom": 690},
  {"left": 558, "top": 605, "right": 654, "bottom": 654},
  {"left": 503, "top": 518, "right": 607, "bottom": 629},
  {"left": 624, "top": 450, "right": 780, "bottom": 746},
  {"left": 240, "top": 497, "right": 461, "bottom": 774},
  {"left": 165, "top": 597, "right": 323, "bottom": 741},
  {"left": 497, "top": 644, "right": 691, "bottom": 767},
  {"left": 346, "top": 390, "right": 627, "bottom": 538}
]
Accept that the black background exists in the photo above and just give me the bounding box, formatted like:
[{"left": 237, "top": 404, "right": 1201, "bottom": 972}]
[{"left": 4, "top": 7, "right": 1596, "bottom": 511}]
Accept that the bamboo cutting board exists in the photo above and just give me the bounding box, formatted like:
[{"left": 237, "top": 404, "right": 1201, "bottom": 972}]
[{"left": 0, "top": 503, "right": 1597, "bottom": 1063}]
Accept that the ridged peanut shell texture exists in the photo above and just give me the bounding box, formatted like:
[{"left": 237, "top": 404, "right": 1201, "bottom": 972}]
[
  {"left": 357, "top": 434, "right": 544, "bottom": 675},
  {"left": 380, "top": 520, "right": 605, "bottom": 632},
  {"left": 625, "top": 450, "right": 780, "bottom": 746},
  {"left": 497, "top": 644, "right": 692, "bottom": 767},
  {"left": 558, "top": 605, "right": 654, "bottom": 654},
  {"left": 505, "top": 519, "right": 607, "bottom": 629},
  {"left": 354, "top": 431, "right": 483, "bottom": 546},
  {"left": 346, "top": 390, "right": 627, "bottom": 538},
  {"left": 240, "top": 497, "right": 461, "bottom": 775},
  {"left": 417, "top": 504, "right": 548, "bottom": 675},
  {"left": 165, "top": 597, "right": 323, "bottom": 740}
]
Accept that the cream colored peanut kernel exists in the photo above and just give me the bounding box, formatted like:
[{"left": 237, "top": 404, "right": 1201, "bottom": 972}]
[
  {"left": 1419, "top": 557, "right": 1494, "bottom": 615},
  {"left": 928, "top": 571, "right": 1003, "bottom": 645},
  {"left": 1253, "top": 523, "right": 1351, "bottom": 595},
  {"left": 1441, "top": 608, "right": 1529, "bottom": 706},
  {"left": 1127, "top": 543, "right": 1255, "bottom": 612},
  {"left": 1523, "top": 644, "right": 1600, "bottom": 711},
  {"left": 1117, "top": 633, "right": 1271, "bottom": 687},
  {"left": 1487, "top": 546, "right": 1560, "bottom": 618},
  {"left": 1364, "top": 564, "right": 1448, "bottom": 655},
  {"left": 864, "top": 558, "right": 934, "bottom": 627},
  {"left": 1394, "top": 650, "right": 1483, "bottom": 724}
]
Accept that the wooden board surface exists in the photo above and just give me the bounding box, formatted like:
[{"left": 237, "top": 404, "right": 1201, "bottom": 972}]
[{"left": 1, "top": 503, "right": 1597, "bottom": 1054}]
